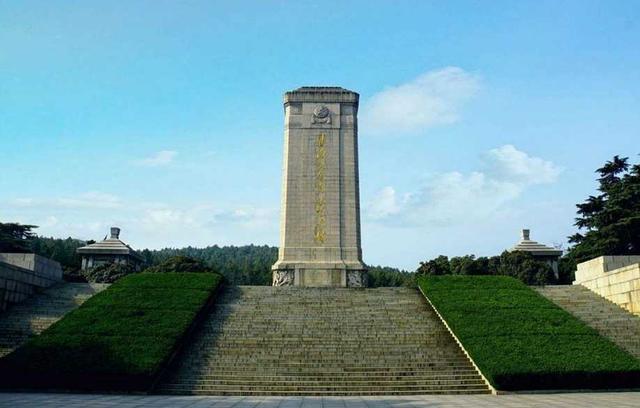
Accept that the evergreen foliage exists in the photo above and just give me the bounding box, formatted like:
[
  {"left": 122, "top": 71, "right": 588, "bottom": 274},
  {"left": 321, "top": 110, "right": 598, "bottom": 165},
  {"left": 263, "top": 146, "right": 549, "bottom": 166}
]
[
  {"left": 30, "top": 236, "right": 87, "bottom": 273},
  {"left": 83, "top": 263, "right": 137, "bottom": 283},
  {"left": 367, "top": 266, "right": 415, "bottom": 287},
  {"left": 143, "top": 255, "right": 210, "bottom": 274},
  {"left": 418, "top": 275, "right": 640, "bottom": 390},
  {"left": 496, "top": 251, "right": 555, "bottom": 285},
  {"left": 9, "top": 234, "right": 412, "bottom": 286},
  {"left": 0, "top": 223, "right": 37, "bottom": 253},
  {"left": 417, "top": 251, "right": 555, "bottom": 285},
  {"left": 142, "top": 245, "right": 277, "bottom": 285},
  {"left": 568, "top": 155, "right": 640, "bottom": 263}
]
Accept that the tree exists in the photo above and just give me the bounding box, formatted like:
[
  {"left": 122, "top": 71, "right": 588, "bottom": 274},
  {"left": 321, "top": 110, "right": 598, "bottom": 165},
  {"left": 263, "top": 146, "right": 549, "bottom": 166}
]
[
  {"left": 557, "top": 256, "right": 577, "bottom": 285},
  {"left": 143, "top": 245, "right": 276, "bottom": 284},
  {"left": 83, "top": 263, "right": 136, "bottom": 283},
  {"left": 497, "top": 251, "right": 554, "bottom": 285},
  {"left": 368, "top": 266, "right": 415, "bottom": 287},
  {"left": 568, "top": 156, "right": 640, "bottom": 263},
  {"left": 30, "top": 236, "right": 86, "bottom": 273},
  {"left": 416, "top": 251, "right": 555, "bottom": 285},
  {"left": 0, "top": 223, "right": 37, "bottom": 253},
  {"left": 143, "top": 255, "right": 211, "bottom": 273},
  {"left": 450, "top": 255, "right": 490, "bottom": 275},
  {"left": 417, "top": 255, "right": 451, "bottom": 276}
]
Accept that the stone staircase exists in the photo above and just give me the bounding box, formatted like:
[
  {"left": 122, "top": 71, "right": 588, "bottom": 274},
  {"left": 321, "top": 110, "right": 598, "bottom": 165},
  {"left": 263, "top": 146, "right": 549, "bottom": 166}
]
[
  {"left": 156, "top": 286, "right": 490, "bottom": 396},
  {"left": 0, "top": 282, "right": 108, "bottom": 358},
  {"left": 535, "top": 285, "right": 640, "bottom": 360}
]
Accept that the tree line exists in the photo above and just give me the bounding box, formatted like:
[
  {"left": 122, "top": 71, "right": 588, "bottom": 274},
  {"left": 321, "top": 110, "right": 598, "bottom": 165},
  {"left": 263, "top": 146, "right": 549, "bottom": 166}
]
[
  {"left": 1, "top": 233, "right": 410, "bottom": 286},
  {"left": 1, "top": 155, "right": 638, "bottom": 286}
]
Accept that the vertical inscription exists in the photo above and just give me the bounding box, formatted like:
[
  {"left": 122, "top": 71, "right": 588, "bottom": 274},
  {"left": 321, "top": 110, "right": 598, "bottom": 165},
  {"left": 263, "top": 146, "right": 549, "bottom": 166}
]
[{"left": 314, "top": 133, "right": 326, "bottom": 244}]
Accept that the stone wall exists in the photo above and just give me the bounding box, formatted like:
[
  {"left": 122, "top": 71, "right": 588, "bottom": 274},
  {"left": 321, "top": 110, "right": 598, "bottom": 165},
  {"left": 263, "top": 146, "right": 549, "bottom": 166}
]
[
  {"left": 574, "top": 255, "right": 640, "bottom": 315},
  {"left": 0, "top": 253, "right": 63, "bottom": 311},
  {"left": 0, "top": 253, "right": 63, "bottom": 279}
]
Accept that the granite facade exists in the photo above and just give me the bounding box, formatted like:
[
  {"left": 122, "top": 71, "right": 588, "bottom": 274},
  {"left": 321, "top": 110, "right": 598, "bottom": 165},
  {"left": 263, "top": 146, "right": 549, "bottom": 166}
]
[{"left": 272, "top": 87, "right": 367, "bottom": 287}]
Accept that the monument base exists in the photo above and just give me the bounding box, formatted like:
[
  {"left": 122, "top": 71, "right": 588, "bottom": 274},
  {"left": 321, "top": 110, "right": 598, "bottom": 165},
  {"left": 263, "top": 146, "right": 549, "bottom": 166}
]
[{"left": 272, "top": 263, "right": 367, "bottom": 288}]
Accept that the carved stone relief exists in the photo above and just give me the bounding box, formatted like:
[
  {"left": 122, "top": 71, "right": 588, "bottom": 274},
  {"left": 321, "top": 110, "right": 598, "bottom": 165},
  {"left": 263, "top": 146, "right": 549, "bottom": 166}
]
[
  {"left": 346, "top": 270, "right": 367, "bottom": 288},
  {"left": 312, "top": 105, "right": 331, "bottom": 124},
  {"left": 273, "top": 270, "right": 295, "bottom": 286}
]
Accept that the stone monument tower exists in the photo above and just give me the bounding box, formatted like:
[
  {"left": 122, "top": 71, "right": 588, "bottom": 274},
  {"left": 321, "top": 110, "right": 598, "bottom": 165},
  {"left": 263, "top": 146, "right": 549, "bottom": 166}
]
[{"left": 272, "top": 87, "right": 367, "bottom": 287}]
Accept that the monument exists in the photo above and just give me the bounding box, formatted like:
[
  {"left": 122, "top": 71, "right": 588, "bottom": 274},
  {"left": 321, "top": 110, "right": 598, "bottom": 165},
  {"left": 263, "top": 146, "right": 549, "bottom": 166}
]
[{"left": 272, "top": 87, "right": 367, "bottom": 287}]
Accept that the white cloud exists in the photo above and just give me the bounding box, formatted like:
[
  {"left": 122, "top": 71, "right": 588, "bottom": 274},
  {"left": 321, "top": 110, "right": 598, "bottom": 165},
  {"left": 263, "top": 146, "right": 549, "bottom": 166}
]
[
  {"left": 54, "top": 192, "right": 123, "bottom": 209},
  {"left": 368, "top": 186, "right": 403, "bottom": 220},
  {"left": 133, "top": 203, "right": 278, "bottom": 248},
  {"left": 484, "top": 144, "right": 562, "bottom": 184},
  {"left": 212, "top": 207, "right": 277, "bottom": 228},
  {"left": 366, "top": 145, "right": 561, "bottom": 226},
  {"left": 40, "top": 216, "right": 59, "bottom": 228},
  {"left": 3, "top": 200, "right": 279, "bottom": 249},
  {"left": 360, "top": 67, "right": 480, "bottom": 136},
  {"left": 404, "top": 172, "right": 522, "bottom": 225},
  {"left": 5, "top": 192, "right": 277, "bottom": 248},
  {"left": 8, "top": 191, "right": 122, "bottom": 209},
  {"left": 139, "top": 204, "right": 277, "bottom": 230},
  {"left": 142, "top": 208, "right": 191, "bottom": 226},
  {"left": 133, "top": 150, "right": 177, "bottom": 167},
  {"left": 21, "top": 217, "right": 111, "bottom": 241}
]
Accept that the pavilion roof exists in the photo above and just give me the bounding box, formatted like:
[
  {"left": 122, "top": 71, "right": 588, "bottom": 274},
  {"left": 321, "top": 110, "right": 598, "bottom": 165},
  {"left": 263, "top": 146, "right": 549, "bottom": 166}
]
[
  {"left": 76, "top": 227, "right": 143, "bottom": 261},
  {"left": 510, "top": 229, "right": 562, "bottom": 257}
]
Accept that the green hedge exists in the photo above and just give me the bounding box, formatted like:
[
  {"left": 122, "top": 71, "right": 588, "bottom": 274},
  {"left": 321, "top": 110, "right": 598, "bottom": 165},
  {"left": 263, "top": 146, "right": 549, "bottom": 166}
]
[
  {"left": 0, "top": 272, "right": 222, "bottom": 392},
  {"left": 418, "top": 275, "right": 640, "bottom": 391}
]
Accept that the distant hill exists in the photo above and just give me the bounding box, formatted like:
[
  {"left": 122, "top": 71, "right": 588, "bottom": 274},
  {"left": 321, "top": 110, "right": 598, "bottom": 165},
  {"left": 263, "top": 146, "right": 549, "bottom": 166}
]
[
  {"left": 29, "top": 237, "right": 411, "bottom": 286},
  {"left": 141, "top": 246, "right": 413, "bottom": 286},
  {"left": 140, "top": 245, "right": 277, "bottom": 285}
]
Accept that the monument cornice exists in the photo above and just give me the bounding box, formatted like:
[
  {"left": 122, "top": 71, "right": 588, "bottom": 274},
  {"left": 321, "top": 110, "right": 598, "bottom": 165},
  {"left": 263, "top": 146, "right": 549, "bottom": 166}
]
[{"left": 284, "top": 86, "right": 359, "bottom": 105}]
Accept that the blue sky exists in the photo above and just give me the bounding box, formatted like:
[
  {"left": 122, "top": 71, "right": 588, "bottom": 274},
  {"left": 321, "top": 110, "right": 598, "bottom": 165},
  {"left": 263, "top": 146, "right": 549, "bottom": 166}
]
[{"left": 1, "top": 1, "right": 639, "bottom": 270}]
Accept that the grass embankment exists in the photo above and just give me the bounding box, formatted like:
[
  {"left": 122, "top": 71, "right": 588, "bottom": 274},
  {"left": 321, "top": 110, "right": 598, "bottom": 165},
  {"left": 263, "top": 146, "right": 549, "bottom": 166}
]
[
  {"left": 418, "top": 275, "right": 640, "bottom": 391},
  {"left": 0, "top": 272, "right": 222, "bottom": 392}
]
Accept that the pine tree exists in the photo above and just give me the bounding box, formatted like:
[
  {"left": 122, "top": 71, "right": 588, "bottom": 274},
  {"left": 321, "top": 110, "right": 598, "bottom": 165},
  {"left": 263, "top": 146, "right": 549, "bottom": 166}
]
[
  {"left": 0, "top": 223, "right": 37, "bottom": 252},
  {"left": 568, "top": 156, "right": 640, "bottom": 263}
]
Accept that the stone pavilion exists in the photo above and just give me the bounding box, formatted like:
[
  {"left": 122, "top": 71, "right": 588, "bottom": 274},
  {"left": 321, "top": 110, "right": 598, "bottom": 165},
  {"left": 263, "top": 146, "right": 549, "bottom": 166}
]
[
  {"left": 77, "top": 227, "right": 144, "bottom": 271},
  {"left": 510, "top": 229, "right": 562, "bottom": 278}
]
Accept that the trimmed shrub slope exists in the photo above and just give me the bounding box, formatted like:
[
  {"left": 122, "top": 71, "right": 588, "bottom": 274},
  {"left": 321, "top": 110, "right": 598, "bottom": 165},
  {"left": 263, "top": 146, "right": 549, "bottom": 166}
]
[
  {"left": 0, "top": 273, "right": 222, "bottom": 392},
  {"left": 418, "top": 275, "right": 640, "bottom": 391}
]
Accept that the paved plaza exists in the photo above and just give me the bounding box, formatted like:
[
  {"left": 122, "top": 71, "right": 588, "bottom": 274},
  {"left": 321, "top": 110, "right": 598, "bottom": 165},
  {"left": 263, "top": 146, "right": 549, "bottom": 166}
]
[{"left": 1, "top": 393, "right": 640, "bottom": 408}]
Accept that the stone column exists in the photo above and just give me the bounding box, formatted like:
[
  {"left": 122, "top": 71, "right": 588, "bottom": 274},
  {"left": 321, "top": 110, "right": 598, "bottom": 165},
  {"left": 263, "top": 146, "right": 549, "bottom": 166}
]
[{"left": 272, "top": 87, "right": 367, "bottom": 287}]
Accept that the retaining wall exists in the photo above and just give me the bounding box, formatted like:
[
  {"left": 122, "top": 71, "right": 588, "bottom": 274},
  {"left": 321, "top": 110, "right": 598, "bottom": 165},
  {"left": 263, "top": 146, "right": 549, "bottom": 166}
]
[
  {"left": 0, "top": 253, "right": 63, "bottom": 311},
  {"left": 574, "top": 255, "right": 640, "bottom": 315}
]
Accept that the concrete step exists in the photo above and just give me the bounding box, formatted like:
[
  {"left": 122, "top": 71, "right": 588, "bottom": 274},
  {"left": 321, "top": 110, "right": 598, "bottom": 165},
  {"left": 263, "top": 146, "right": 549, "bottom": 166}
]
[
  {"left": 161, "top": 378, "right": 486, "bottom": 387},
  {"left": 157, "top": 389, "right": 492, "bottom": 396},
  {"left": 178, "top": 362, "right": 478, "bottom": 368},
  {"left": 0, "top": 282, "right": 108, "bottom": 358},
  {"left": 170, "top": 372, "right": 482, "bottom": 380},
  {"left": 535, "top": 284, "right": 640, "bottom": 360},
  {"left": 157, "top": 286, "right": 490, "bottom": 395},
  {"left": 179, "top": 363, "right": 479, "bottom": 373}
]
